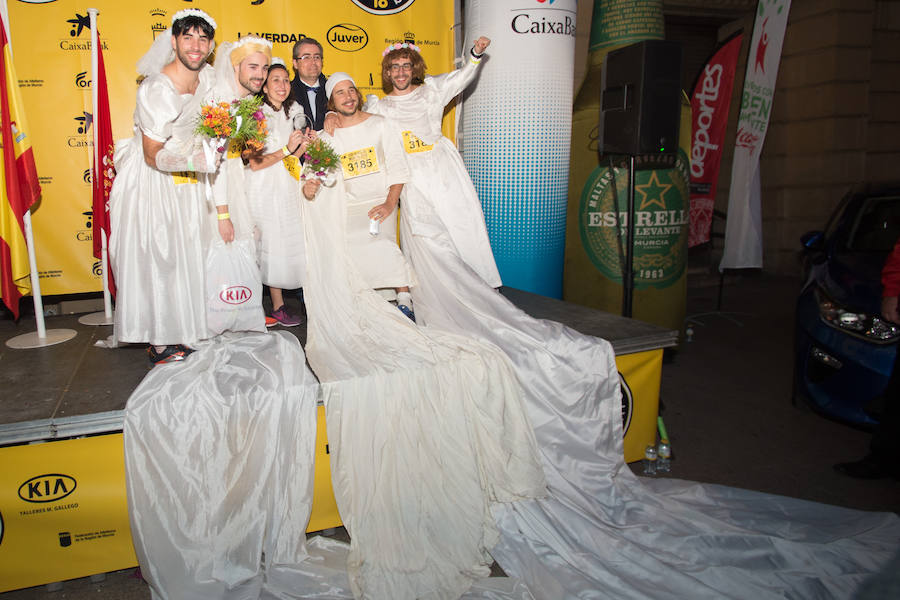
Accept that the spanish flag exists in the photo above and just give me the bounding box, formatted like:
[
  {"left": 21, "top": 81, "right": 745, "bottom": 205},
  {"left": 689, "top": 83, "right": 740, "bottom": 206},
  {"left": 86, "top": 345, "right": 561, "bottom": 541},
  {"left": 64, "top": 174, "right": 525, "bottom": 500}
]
[{"left": 0, "top": 17, "right": 40, "bottom": 319}]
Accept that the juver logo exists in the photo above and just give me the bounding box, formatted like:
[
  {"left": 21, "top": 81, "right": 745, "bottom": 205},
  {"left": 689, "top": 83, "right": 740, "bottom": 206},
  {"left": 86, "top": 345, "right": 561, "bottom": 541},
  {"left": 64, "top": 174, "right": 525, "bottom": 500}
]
[{"left": 327, "top": 24, "right": 369, "bottom": 52}]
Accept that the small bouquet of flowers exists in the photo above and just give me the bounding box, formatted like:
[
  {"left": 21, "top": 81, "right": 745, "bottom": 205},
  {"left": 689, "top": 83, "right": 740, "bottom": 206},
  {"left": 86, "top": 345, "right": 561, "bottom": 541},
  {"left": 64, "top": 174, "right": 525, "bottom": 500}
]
[
  {"left": 300, "top": 137, "right": 340, "bottom": 186},
  {"left": 196, "top": 96, "right": 268, "bottom": 153}
]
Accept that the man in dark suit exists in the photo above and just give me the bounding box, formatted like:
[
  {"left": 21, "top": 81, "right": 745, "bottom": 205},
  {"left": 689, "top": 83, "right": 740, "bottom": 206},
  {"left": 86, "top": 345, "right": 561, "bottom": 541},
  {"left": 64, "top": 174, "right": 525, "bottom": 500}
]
[{"left": 290, "top": 37, "right": 327, "bottom": 131}]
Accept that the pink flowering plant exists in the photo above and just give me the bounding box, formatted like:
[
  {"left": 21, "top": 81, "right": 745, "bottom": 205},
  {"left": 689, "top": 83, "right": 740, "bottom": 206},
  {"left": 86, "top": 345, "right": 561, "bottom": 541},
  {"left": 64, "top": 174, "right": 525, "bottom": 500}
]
[{"left": 300, "top": 137, "right": 340, "bottom": 183}]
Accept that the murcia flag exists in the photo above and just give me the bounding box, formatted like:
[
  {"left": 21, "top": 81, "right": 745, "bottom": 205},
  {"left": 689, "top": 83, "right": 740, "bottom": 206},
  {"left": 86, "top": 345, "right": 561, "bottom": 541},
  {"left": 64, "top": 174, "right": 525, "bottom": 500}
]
[
  {"left": 92, "top": 24, "right": 116, "bottom": 297},
  {"left": 0, "top": 16, "right": 41, "bottom": 318}
]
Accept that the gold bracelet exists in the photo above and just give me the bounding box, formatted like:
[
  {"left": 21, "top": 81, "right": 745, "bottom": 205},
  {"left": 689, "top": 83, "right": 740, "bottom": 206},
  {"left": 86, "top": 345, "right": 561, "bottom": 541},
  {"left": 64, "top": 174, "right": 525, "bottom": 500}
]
[{"left": 217, "top": 212, "right": 231, "bottom": 221}]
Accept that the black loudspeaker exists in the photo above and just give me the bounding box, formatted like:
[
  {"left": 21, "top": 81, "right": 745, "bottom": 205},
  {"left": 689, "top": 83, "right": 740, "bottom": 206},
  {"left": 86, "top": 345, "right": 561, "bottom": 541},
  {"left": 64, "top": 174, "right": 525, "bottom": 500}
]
[{"left": 600, "top": 40, "right": 682, "bottom": 156}]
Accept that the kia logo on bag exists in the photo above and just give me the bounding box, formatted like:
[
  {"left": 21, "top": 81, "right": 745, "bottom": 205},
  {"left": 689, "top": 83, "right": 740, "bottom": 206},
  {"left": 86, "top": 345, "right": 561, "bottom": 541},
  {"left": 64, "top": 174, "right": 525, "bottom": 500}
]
[
  {"left": 220, "top": 286, "right": 252, "bottom": 305},
  {"left": 18, "top": 474, "right": 77, "bottom": 503}
]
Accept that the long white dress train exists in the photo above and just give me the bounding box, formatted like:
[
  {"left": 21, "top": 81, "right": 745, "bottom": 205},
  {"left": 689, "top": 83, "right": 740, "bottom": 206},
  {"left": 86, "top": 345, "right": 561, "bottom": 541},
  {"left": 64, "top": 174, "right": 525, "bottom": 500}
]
[
  {"left": 124, "top": 332, "right": 319, "bottom": 600},
  {"left": 299, "top": 175, "right": 546, "bottom": 600},
  {"left": 398, "top": 173, "right": 900, "bottom": 598}
]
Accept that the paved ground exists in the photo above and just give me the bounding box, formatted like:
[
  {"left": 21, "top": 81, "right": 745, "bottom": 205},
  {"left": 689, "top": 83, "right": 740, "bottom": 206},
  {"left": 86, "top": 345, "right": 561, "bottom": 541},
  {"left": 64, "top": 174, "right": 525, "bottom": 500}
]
[{"left": 1, "top": 272, "right": 897, "bottom": 598}]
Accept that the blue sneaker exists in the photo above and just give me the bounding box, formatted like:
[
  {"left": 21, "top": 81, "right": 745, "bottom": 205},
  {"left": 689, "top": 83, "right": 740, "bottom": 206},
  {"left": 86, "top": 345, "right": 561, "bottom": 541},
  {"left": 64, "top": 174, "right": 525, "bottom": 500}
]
[{"left": 397, "top": 304, "right": 416, "bottom": 322}]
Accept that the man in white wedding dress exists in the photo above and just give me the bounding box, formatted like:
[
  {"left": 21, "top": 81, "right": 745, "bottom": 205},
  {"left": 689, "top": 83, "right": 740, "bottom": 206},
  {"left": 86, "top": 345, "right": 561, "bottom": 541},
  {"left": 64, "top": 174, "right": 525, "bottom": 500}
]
[
  {"left": 120, "top": 24, "right": 319, "bottom": 600},
  {"left": 205, "top": 36, "right": 271, "bottom": 246},
  {"left": 109, "top": 9, "right": 222, "bottom": 365},
  {"left": 365, "top": 36, "right": 501, "bottom": 288},
  {"left": 317, "top": 73, "right": 418, "bottom": 320}
]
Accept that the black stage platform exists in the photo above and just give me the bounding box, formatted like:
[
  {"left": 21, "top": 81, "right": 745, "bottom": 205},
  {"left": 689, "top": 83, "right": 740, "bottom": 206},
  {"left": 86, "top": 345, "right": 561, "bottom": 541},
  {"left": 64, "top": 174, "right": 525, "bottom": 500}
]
[{"left": 0, "top": 288, "right": 677, "bottom": 446}]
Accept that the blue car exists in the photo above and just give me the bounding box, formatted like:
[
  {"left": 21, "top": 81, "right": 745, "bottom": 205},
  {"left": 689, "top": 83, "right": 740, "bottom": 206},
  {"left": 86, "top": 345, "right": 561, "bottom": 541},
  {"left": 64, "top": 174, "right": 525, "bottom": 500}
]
[{"left": 794, "top": 182, "right": 900, "bottom": 427}]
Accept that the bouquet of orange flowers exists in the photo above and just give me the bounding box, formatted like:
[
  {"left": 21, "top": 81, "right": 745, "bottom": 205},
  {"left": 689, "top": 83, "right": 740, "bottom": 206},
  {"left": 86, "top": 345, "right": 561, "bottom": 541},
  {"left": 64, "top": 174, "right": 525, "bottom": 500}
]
[
  {"left": 300, "top": 137, "right": 340, "bottom": 184},
  {"left": 196, "top": 96, "right": 268, "bottom": 153}
]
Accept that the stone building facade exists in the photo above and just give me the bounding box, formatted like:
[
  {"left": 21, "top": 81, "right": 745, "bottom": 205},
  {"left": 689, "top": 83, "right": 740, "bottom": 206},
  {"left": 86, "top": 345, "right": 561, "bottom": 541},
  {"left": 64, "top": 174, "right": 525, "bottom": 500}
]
[{"left": 574, "top": 0, "right": 900, "bottom": 274}]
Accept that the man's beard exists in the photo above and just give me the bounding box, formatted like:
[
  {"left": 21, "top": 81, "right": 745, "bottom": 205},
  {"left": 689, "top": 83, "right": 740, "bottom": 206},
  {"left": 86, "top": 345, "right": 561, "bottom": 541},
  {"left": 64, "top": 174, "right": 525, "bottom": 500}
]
[
  {"left": 335, "top": 101, "right": 359, "bottom": 117},
  {"left": 177, "top": 51, "right": 206, "bottom": 72},
  {"left": 240, "top": 76, "right": 264, "bottom": 95}
]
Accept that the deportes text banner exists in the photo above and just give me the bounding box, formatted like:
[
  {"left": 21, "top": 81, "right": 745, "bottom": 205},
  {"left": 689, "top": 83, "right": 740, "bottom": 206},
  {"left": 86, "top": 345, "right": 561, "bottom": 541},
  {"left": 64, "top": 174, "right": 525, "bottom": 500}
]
[
  {"left": 6, "top": 0, "right": 453, "bottom": 296},
  {"left": 689, "top": 32, "right": 742, "bottom": 248}
]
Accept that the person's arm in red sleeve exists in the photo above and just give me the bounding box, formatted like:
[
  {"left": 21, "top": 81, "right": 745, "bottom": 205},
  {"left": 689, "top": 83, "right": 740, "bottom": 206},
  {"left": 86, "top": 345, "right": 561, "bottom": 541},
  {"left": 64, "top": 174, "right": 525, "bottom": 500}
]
[{"left": 881, "top": 238, "right": 900, "bottom": 322}]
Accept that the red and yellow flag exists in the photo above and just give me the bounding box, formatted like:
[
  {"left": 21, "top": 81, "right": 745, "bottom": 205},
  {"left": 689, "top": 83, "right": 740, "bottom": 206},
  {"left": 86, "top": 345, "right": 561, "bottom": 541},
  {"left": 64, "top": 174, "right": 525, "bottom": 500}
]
[
  {"left": 0, "top": 17, "right": 41, "bottom": 319},
  {"left": 92, "top": 24, "right": 115, "bottom": 297}
]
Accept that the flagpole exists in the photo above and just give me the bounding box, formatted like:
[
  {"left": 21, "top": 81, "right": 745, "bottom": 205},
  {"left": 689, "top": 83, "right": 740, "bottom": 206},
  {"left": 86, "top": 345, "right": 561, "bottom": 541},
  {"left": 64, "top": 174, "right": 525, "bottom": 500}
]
[
  {"left": 79, "top": 6, "right": 114, "bottom": 326},
  {"left": 2, "top": 9, "right": 76, "bottom": 349}
]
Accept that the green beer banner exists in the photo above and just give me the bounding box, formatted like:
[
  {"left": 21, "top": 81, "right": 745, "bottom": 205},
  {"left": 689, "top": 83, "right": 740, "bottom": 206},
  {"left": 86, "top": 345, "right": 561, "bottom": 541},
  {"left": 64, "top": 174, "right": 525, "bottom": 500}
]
[{"left": 565, "top": 0, "right": 688, "bottom": 336}]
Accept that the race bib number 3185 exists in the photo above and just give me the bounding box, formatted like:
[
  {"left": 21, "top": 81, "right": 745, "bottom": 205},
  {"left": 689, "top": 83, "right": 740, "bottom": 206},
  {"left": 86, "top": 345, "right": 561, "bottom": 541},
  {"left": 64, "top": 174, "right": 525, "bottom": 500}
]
[{"left": 340, "top": 147, "right": 379, "bottom": 179}]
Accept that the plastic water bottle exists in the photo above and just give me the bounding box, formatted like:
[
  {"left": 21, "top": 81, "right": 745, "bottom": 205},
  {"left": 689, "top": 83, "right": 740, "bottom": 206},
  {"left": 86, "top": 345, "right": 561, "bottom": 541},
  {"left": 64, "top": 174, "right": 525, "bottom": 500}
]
[
  {"left": 657, "top": 440, "right": 671, "bottom": 473},
  {"left": 643, "top": 444, "right": 658, "bottom": 476}
]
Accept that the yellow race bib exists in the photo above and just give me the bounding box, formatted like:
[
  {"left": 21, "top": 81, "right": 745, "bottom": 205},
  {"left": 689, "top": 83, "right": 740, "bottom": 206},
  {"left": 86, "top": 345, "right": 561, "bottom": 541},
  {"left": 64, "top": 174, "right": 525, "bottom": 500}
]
[
  {"left": 402, "top": 131, "right": 434, "bottom": 154},
  {"left": 283, "top": 155, "right": 301, "bottom": 181},
  {"left": 171, "top": 171, "right": 198, "bottom": 185},
  {"left": 227, "top": 139, "right": 243, "bottom": 160},
  {"left": 340, "top": 147, "right": 379, "bottom": 179}
]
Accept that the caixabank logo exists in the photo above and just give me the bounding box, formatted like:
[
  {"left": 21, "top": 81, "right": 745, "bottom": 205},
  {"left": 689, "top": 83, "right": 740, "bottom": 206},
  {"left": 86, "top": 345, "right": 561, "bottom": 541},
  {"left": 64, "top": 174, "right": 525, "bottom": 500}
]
[
  {"left": 68, "top": 112, "right": 93, "bottom": 148},
  {"left": 327, "top": 23, "right": 368, "bottom": 52},
  {"left": 510, "top": 0, "right": 576, "bottom": 37},
  {"left": 77, "top": 208, "right": 93, "bottom": 243},
  {"left": 351, "top": 0, "right": 415, "bottom": 16},
  {"left": 60, "top": 13, "right": 109, "bottom": 52}
]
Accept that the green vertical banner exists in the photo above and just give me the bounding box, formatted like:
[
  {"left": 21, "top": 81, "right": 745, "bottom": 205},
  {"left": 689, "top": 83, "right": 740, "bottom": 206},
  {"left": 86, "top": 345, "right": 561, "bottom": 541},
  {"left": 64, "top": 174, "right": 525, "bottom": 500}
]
[{"left": 565, "top": 0, "right": 689, "bottom": 338}]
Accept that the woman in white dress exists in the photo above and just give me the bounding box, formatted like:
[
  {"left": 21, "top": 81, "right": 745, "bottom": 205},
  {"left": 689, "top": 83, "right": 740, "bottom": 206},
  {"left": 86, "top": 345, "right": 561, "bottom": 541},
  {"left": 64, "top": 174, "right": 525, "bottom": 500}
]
[
  {"left": 245, "top": 59, "right": 307, "bottom": 327},
  {"left": 109, "top": 11, "right": 220, "bottom": 364}
]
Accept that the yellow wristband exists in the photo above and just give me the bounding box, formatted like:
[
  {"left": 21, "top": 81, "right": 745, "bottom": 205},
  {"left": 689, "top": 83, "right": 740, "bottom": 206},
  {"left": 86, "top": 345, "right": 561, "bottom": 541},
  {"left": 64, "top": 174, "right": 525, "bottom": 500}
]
[
  {"left": 282, "top": 146, "right": 290, "bottom": 157},
  {"left": 217, "top": 212, "right": 231, "bottom": 221}
]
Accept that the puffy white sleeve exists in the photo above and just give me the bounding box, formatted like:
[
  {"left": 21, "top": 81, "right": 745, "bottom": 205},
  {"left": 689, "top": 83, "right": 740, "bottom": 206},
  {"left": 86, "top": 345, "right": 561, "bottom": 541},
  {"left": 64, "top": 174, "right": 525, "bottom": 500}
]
[
  {"left": 380, "top": 117, "right": 409, "bottom": 187},
  {"left": 135, "top": 76, "right": 182, "bottom": 143},
  {"left": 429, "top": 52, "right": 483, "bottom": 108},
  {"left": 363, "top": 93, "right": 382, "bottom": 114}
]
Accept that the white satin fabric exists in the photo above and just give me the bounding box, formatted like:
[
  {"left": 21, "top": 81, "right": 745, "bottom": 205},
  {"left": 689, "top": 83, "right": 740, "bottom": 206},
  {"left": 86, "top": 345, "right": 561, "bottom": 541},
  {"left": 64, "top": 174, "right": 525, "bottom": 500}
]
[
  {"left": 124, "top": 332, "right": 319, "bottom": 600},
  {"left": 318, "top": 115, "right": 415, "bottom": 291},
  {"left": 299, "top": 175, "right": 546, "bottom": 599},
  {"left": 109, "top": 66, "right": 217, "bottom": 346},
  {"left": 398, "top": 176, "right": 900, "bottom": 598},
  {"left": 244, "top": 102, "right": 307, "bottom": 289},
  {"left": 366, "top": 56, "right": 500, "bottom": 288}
]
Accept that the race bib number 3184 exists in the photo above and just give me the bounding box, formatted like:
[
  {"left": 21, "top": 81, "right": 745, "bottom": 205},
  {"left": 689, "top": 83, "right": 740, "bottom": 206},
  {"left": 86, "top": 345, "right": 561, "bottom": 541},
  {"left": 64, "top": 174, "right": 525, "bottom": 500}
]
[{"left": 340, "top": 147, "right": 379, "bottom": 179}]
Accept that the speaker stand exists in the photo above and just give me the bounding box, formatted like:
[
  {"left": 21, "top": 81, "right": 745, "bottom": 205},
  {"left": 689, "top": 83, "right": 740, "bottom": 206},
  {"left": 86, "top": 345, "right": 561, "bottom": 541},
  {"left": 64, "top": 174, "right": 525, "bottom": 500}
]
[{"left": 622, "top": 155, "right": 636, "bottom": 318}]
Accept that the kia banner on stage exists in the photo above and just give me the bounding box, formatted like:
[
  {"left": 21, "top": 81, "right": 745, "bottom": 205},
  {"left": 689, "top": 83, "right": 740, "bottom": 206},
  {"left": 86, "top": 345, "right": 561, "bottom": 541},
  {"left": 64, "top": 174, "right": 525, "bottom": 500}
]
[{"left": 688, "top": 32, "right": 742, "bottom": 248}]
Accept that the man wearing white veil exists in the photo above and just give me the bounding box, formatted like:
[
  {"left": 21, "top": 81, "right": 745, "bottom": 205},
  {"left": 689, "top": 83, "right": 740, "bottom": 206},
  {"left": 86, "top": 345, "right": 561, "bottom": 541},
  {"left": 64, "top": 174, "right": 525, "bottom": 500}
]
[
  {"left": 205, "top": 36, "right": 272, "bottom": 246},
  {"left": 109, "top": 9, "right": 222, "bottom": 364}
]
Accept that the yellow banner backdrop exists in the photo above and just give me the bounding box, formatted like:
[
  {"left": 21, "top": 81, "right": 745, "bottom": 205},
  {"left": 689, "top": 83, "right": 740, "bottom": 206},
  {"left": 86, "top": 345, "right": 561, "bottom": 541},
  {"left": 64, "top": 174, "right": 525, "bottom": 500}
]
[{"left": 7, "top": 0, "right": 453, "bottom": 296}]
